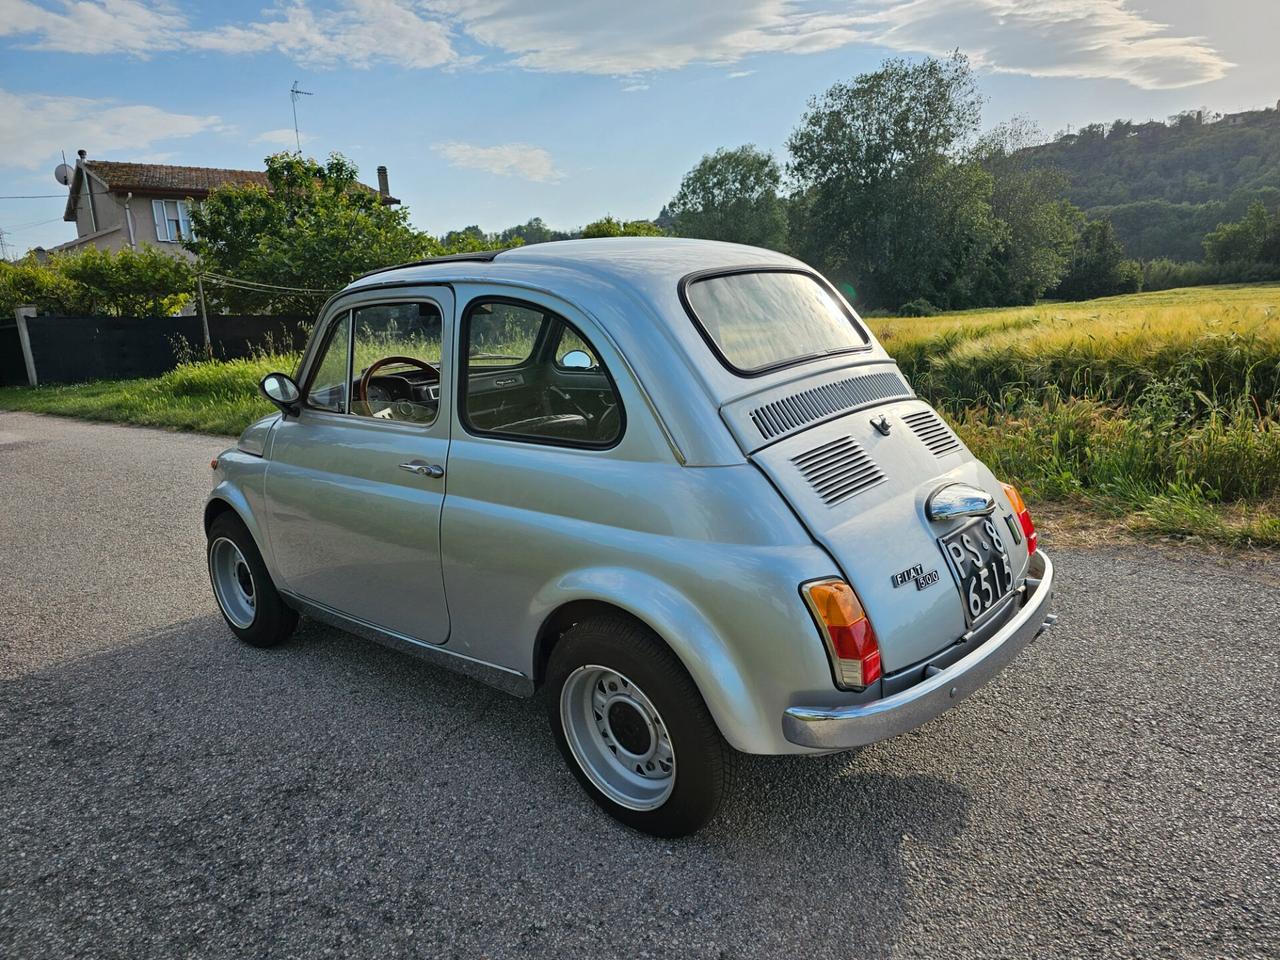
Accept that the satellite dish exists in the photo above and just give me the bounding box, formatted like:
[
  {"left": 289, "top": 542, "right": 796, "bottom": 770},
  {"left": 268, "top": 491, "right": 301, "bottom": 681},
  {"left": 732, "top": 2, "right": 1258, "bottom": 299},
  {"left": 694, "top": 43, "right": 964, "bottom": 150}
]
[{"left": 54, "top": 163, "right": 73, "bottom": 186}]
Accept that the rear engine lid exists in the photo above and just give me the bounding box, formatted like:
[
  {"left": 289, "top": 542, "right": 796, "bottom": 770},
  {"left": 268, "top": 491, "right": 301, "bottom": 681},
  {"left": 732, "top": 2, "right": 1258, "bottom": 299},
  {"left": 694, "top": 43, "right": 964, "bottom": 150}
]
[
  {"left": 750, "top": 397, "right": 1030, "bottom": 672},
  {"left": 720, "top": 360, "right": 915, "bottom": 453}
]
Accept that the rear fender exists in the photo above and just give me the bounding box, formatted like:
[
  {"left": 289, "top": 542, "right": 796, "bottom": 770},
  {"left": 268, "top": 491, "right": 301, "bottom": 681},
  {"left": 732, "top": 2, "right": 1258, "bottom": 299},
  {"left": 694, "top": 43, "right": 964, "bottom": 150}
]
[{"left": 531, "top": 567, "right": 768, "bottom": 753}]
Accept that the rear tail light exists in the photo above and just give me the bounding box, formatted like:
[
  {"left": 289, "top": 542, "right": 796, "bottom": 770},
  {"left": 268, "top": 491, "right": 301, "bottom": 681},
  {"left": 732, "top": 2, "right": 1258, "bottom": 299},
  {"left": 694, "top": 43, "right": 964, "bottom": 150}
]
[
  {"left": 802, "top": 580, "right": 882, "bottom": 689},
  {"left": 1002, "top": 483, "right": 1038, "bottom": 554}
]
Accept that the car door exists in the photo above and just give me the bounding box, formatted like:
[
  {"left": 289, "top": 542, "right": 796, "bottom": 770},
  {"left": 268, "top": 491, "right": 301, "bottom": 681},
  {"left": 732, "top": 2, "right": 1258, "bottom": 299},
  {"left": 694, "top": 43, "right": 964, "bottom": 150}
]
[{"left": 263, "top": 290, "right": 454, "bottom": 644}]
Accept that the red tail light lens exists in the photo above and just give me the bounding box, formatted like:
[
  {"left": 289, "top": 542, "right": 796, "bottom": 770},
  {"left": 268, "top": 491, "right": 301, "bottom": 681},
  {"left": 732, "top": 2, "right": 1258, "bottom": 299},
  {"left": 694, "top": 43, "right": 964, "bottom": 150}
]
[
  {"left": 802, "top": 580, "right": 882, "bottom": 689},
  {"left": 1002, "top": 483, "right": 1038, "bottom": 554}
]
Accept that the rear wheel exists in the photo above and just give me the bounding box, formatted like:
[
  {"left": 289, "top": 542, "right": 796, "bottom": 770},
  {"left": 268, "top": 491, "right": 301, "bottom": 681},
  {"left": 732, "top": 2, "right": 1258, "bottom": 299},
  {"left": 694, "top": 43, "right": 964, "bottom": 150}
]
[
  {"left": 547, "top": 615, "right": 734, "bottom": 837},
  {"left": 207, "top": 512, "right": 297, "bottom": 648}
]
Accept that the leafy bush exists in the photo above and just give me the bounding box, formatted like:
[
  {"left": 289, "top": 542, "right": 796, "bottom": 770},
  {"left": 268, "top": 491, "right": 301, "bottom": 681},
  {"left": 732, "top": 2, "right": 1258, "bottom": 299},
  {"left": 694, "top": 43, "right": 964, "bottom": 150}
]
[
  {"left": 0, "top": 246, "right": 192, "bottom": 318},
  {"left": 897, "top": 298, "right": 941, "bottom": 317}
]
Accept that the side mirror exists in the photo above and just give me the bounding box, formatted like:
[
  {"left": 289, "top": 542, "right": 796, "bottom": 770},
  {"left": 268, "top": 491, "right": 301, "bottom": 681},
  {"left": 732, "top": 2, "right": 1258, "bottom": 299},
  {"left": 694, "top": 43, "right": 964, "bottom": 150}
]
[
  {"left": 259, "top": 372, "right": 301, "bottom": 417},
  {"left": 561, "top": 349, "right": 594, "bottom": 370}
]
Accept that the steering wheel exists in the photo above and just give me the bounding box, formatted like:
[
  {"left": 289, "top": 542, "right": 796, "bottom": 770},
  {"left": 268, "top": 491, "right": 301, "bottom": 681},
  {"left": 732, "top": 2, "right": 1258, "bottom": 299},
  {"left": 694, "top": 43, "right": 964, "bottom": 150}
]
[{"left": 355, "top": 356, "right": 438, "bottom": 403}]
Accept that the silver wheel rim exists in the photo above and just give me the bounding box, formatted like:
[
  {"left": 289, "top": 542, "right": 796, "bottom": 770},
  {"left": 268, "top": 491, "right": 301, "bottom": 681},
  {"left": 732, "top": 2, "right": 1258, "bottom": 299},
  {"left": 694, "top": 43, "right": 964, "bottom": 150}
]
[
  {"left": 560, "top": 665, "right": 675, "bottom": 811},
  {"left": 209, "top": 537, "right": 256, "bottom": 629}
]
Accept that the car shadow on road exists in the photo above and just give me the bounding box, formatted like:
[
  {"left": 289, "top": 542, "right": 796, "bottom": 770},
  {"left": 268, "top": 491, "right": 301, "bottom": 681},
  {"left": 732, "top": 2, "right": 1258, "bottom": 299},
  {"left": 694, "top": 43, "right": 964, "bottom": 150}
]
[{"left": 3, "top": 612, "right": 973, "bottom": 959}]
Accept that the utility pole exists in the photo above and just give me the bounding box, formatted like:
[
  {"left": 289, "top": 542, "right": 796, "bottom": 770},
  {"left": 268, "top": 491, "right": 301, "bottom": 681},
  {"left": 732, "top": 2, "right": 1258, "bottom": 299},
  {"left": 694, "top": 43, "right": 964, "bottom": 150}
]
[
  {"left": 197, "top": 274, "right": 212, "bottom": 359},
  {"left": 290, "top": 81, "right": 314, "bottom": 154}
]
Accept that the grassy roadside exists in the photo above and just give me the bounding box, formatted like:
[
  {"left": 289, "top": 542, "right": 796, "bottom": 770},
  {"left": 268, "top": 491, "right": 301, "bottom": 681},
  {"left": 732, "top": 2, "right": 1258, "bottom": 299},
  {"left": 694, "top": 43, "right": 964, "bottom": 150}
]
[
  {"left": 866, "top": 283, "right": 1280, "bottom": 547},
  {"left": 3, "top": 283, "right": 1277, "bottom": 547},
  {"left": 0, "top": 355, "right": 285, "bottom": 435}
]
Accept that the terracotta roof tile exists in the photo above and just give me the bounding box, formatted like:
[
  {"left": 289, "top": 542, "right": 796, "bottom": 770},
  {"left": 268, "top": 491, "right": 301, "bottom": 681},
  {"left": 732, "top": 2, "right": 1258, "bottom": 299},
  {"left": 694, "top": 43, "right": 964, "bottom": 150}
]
[
  {"left": 81, "top": 160, "right": 395, "bottom": 202},
  {"left": 85, "top": 161, "right": 272, "bottom": 196}
]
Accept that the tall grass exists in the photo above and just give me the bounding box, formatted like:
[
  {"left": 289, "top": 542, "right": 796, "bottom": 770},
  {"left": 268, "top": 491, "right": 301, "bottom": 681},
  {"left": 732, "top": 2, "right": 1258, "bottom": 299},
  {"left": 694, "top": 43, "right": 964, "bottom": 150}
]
[
  {"left": 0, "top": 353, "right": 293, "bottom": 435},
  {"left": 868, "top": 284, "right": 1280, "bottom": 545}
]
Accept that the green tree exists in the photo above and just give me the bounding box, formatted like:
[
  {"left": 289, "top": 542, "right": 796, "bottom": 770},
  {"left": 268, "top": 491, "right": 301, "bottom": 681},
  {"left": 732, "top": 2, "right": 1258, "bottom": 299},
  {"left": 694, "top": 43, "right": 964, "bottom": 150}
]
[
  {"left": 973, "top": 119, "right": 1082, "bottom": 305},
  {"left": 786, "top": 53, "right": 1001, "bottom": 310},
  {"left": 1203, "top": 201, "right": 1279, "bottom": 264},
  {"left": 666, "top": 145, "right": 788, "bottom": 249},
  {"left": 188, "top": 152, "right": 498, "bottom": 315},
  {"left": 497, "top": 217, "right": 571, "bottom": 246},
  {"left": 580, "top": 216, "right": 665, "bottom": 238},
  {"left": 1053, "top": 218, "right": 1143, "bottom": 300}
]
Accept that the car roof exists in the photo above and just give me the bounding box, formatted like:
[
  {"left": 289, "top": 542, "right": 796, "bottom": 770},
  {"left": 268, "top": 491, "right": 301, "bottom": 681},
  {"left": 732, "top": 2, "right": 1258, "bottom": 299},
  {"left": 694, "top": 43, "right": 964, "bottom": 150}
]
[{"left": 345, "top": 237, "right": 802, "bottom": 292}]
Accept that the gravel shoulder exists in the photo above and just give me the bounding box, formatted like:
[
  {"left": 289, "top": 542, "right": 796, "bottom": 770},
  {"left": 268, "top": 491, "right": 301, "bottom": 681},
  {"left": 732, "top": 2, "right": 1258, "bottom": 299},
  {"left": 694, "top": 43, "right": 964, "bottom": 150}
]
[{"left": 2, "top": 411, "right": 1277, "bottom": 959}]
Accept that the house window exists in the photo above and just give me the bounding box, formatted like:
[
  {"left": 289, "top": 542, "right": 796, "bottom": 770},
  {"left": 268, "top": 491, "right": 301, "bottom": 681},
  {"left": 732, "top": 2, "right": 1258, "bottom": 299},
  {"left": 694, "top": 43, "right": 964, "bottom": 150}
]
[{"left": 151, "top": 199, "right": 195, "bottom": 242}]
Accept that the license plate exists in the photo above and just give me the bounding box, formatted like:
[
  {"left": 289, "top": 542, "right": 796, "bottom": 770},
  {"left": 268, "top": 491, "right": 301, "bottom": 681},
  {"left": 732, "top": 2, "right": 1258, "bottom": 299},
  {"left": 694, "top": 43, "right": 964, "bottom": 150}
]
[{"left": 940, "top": 517, "right": 1015, "bottom": 623}]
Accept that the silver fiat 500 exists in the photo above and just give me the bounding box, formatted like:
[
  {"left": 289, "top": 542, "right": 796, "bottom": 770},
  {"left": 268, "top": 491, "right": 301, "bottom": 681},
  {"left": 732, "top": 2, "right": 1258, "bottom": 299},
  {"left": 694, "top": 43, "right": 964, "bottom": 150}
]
[{"left": 205, "top": 238, "right": 1055, "bottom": 836}]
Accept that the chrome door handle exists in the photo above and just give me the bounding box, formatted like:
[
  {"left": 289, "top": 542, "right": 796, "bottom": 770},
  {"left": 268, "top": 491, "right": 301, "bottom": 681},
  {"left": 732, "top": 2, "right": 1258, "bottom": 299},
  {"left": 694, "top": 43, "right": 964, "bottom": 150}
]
[{"left": 399, "top": 461, "right": 445, "bottom": 479}]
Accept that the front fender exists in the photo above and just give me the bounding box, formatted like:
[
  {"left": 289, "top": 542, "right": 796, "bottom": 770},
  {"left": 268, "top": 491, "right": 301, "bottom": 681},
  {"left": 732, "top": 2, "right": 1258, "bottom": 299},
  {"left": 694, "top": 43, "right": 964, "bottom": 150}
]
[
  {"left": 206, "top": 450, "right": 279, "bottom": 584},
  {"left": 531, "top": 567, "right": 771, "bottom": 754}
]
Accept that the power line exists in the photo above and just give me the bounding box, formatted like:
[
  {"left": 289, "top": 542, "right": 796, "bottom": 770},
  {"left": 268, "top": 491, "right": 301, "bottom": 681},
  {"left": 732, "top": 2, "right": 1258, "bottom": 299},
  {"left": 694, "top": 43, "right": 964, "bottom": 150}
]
[
  {"left": 0, "top": 193, "right": 68, "bottom": 199},
  {"left": 201, "top": 271, "right": 334, "bottom": 294}
]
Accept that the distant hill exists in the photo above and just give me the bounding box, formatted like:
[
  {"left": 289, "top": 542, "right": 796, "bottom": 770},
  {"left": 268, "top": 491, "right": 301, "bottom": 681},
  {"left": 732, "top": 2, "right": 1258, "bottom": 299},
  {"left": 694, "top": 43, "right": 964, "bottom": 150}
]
[{"left": 1023, "top": 103, "right": 1280, "bottom": 261}]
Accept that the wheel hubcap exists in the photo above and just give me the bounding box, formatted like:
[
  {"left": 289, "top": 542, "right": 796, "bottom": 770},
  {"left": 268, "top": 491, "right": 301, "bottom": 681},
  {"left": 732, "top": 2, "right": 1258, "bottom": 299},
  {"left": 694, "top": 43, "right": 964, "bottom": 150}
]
[
  {"left": 209, "top": 537, "right": 257, "bottom": 629},
  {"left": 560, "top": 666, "right": 675, "bottom": 811}
]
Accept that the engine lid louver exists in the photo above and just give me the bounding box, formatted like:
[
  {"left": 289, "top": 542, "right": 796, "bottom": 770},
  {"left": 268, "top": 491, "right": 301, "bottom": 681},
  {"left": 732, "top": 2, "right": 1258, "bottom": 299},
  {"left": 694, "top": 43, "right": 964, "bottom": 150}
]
[
  {"left": 903, "top": 409, "right": 962, "bottom": 458},
  {"left": 749, "top": 371, "right": 912, "bottom": 442},
  {"left": 791, "top": 436, "right": 885, "bottom": 506}
]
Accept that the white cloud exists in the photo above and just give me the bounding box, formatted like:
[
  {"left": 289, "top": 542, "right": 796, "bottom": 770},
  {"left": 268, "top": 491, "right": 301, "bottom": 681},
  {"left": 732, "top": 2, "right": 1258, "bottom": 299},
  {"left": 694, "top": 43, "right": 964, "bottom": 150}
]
[
  {"left": 0, "top": 0, "right": 185, "bottom": 56},
  {"left": 428, "top": 0, "right": 863, "bottom": 75},
  {"left": 621, "top": 80, "right": 649, "bottom": 92},
  {"left": 1, "top": 0, "right": 458, "bottom": 68},
  {"left": 434, "top": 141, "right": 562, "bottom": 183},
  {"left": 0, "top": 87, "right": 222, "bottom": 170},
  {"left": 727, "top": 70, "right": 755, "bottom": 78},
  {"left": 429, "top": 0, "right": 1229, "bottom": 89},
  {"left": 0, "top": 0, "right": 1231, "bottom": 90},
  {"left": 189, "top": 0, "right": 457, "bottom": 69},
  {"left": 253, "top": 127, "right": 311, "bottom": 147},
  {"left": 856, "top": 0, "right": 1230, "bottom": 90}
]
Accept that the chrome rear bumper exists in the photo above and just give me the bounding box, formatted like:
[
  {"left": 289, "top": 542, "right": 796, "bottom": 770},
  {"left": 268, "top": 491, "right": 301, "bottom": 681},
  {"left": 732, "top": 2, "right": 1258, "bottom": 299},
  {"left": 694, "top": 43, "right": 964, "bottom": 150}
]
[{"left": 782, "top": 550, "right": 1055, "bottom": 750}]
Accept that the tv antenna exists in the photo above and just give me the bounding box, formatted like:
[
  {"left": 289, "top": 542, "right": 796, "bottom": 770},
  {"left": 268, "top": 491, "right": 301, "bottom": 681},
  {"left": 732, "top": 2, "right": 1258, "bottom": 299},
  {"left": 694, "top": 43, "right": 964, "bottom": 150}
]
[{"left": 290, "top": 80, "right": 314, "bottom": 153}]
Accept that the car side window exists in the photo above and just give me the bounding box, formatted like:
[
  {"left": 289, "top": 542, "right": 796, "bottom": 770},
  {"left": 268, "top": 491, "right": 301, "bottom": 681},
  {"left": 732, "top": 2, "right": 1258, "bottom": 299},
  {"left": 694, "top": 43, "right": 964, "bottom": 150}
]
[
  {"left": 460, "top": 299, "right": 623, "bottom": 448},
  {"left": 350, "top": 302, "right": 444, "bottom": 425},
  {"left": 554, "top": 327, "right": 601, "bottom": 370},
  {"left": 467, "top": 301, "right": 541, "bottom": 369},
  {"left": 305, "top": 312, "right": 351, "bottom": 413}
]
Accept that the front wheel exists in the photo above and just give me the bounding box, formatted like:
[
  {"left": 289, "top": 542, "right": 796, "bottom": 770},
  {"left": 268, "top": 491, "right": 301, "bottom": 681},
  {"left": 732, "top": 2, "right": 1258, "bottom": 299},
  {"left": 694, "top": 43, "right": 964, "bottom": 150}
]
[
  {"left": 207, "top": 512, "right": 297, "bottom": 648},
  {"left": 547, "top": 615, "right": 734, "bottom": 837}
]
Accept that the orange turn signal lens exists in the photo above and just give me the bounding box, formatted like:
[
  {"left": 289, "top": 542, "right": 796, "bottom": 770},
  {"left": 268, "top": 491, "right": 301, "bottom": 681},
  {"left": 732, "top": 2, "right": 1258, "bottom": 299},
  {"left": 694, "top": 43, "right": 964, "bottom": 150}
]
[
  {"left": 1001, "top": 482, "right": 1038, "bottom": 554},
  {"left": 803, "top": 580, "right": 882, "bottom": 689}
]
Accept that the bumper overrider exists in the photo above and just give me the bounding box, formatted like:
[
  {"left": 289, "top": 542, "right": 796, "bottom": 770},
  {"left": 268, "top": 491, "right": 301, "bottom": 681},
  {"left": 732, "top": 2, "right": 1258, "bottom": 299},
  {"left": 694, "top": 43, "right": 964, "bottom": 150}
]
[{"left": 783, "top": 550, "right": 1056, "bottom": 750}]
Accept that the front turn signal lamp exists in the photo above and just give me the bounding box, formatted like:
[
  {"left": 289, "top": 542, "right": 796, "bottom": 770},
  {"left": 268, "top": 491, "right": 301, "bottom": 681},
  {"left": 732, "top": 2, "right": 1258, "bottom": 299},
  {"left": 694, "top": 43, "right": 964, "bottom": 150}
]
[
  {"left": 802, "top": 580, "right": 882, "bottom": 689},
  {"left": 1002, "top": 482, "right": 1038, "bottom": 555}
]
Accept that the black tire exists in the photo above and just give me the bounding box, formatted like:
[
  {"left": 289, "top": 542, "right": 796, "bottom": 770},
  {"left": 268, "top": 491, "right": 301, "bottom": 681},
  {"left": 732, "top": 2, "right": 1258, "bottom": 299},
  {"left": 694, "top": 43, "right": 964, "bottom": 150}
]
[
  {"left": 546, "top": 614, "right": 735, "bottom": 837},
  {"left": 206, "top": 511, "right": 297, "bottom": 648}
]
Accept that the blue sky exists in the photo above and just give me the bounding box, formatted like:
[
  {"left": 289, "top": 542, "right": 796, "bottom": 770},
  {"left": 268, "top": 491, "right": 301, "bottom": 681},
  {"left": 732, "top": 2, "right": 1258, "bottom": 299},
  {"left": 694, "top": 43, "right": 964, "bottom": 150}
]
[{"left": 1, "top": 0, "right": 1275, "bottom": 255}]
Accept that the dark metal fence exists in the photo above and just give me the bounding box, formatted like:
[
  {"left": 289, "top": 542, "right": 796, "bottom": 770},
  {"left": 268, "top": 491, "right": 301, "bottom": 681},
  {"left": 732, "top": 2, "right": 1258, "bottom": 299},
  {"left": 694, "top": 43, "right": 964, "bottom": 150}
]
[
  {"left": 0, "top": 322, "right": 26, "bottom": 386},
  {"left": 1, "top": 314, "right": 311, "bottom": 386}
]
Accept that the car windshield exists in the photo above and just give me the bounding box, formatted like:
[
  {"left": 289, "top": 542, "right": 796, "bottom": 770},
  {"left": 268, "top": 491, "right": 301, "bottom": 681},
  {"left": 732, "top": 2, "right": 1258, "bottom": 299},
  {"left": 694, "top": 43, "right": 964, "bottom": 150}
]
[{"left": 683, "top": 270, "right": 869, "bottom": 374}]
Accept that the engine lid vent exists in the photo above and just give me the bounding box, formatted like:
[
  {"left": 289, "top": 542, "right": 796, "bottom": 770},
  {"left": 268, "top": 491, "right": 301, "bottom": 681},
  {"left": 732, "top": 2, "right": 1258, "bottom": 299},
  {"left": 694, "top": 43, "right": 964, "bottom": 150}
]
[
  {"left": 792, "top": 436, "right": 885, "bottom": 506},
  {"left": 750, "top": 371, "right": 912, "bottom": 442},
  {"left": 903, "top": 409, "right": 962, "bottom": 458}
]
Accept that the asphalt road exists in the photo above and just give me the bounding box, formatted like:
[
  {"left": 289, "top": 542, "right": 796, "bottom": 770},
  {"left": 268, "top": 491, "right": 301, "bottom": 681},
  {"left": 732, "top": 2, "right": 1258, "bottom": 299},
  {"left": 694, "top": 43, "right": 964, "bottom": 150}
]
[{"left": 1, "top": 410, "right": 1277, "bottom": 960}]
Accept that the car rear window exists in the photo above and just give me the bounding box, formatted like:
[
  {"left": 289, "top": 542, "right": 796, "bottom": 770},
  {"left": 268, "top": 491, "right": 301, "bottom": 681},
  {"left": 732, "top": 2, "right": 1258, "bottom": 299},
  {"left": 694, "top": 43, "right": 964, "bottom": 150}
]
[{"left": 682, "top": 270, "right": 869, "bottom": 375}]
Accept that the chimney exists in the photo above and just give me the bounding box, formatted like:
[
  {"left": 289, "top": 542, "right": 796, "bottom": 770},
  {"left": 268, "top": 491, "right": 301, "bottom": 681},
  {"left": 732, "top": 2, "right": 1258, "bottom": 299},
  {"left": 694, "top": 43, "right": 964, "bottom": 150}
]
[{"left": 377, "top": 165, "right": 390, "bottom": 199}]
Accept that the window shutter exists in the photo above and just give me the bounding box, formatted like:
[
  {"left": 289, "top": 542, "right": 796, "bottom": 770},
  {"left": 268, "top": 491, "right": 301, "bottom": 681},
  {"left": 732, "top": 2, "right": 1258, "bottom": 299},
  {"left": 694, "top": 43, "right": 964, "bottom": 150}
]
[{"left": 151, "top": 199, "right": 168, "bottom": 241}]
